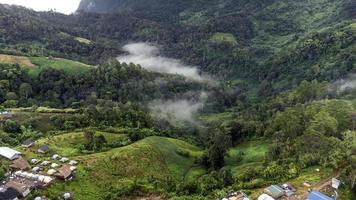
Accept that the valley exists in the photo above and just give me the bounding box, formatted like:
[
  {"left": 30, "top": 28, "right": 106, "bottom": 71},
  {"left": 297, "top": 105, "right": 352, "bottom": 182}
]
[{"left": 0, "top": 0, "right": 355, "bottom": 199}]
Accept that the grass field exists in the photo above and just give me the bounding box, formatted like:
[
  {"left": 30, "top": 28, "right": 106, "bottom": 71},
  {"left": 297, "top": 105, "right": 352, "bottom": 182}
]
[
  {"left": 39, "top": 136, "right": 204, "bottom": 200},
  {"left": 35, "top": 131, "right": 129, "bottom": 157},
  {"left": 225, "top": 140, "right": 269, "bottom": 176},
  {"left": 29, "top": 57, "right": 91, "bottom": 77},
  {"left": 0, "top": 54, "right": 92, "bottom": 77}
]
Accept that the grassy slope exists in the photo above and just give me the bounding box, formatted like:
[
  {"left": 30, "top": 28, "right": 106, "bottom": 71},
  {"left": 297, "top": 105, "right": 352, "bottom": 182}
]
[
  {"left": 29, "top": 57, "right": 91, "bottom": 76},
  {"left": 39, "top": 136, "right": 203, "bottom": 200},
  {"left": 225, "top": 140, "right": 268, "bottom": 176},
  {"left": 0, "top": 54, "right": 92, "bottom": 76},
  {"left": 35, "top": 131, "right": 128, "bottom": 157}
]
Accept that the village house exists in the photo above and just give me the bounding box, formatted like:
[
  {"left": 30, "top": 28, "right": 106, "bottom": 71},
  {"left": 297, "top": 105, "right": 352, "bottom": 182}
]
[
  {"left": 69, "top": 160, "right": 78, "bottom": 166},
  {"left": 31, "top": 158, "right": 41, "bottom": 164},
  {"left": 60, "top": 157, "right": 69, "bottom": 163},
  {"left": 69, "top": 166, "right": 77, "bottom": 171},
  {"left": 264, "top": 185, "right": 285, "bottom": 199},
  {"left": 220, "top": 191, "right": 250, "bottom": 200},
  {"left": 257, "top": 193, "right": 275, "bottom": 200},
  {"left": 0, "top": 187, "right": 20, "bottom": 200},
  {"left": 10, "top": 157, "right": 31, "bottom": 171},
  {"left": 55, "top": 165, "right": 74, "bottom": 181},
  {"left": 41, "top": 161, "right": 51, "bottom": 166},
  {"left": 47, "top": 169, "right": 56, "bottom": 176},
  {"left": 32, "top": 166, "right": 42, "bottom": 172},
  {"left": 51, "top": 163, "right": 60, "bottom": 168},
  {"left": 21, "top": 139, "right": 35, "bottom": 148},
  {"left": 306, "top": 191, "right": 334, "bottom": 200},
  {"left": 0, "top": 147, "right": 21, "bottom": 160},
  {"left": 52, "top": 154, "right": 61, "bottom": 160},
  {"left": 5, "top": 181, "right": 31, "bottom": 198},
  {"left": 34, "top": 196, "right": 48, "bottom": 200},
  {"left": 38, "top": 145, "right": 50, "bottom": 154}
]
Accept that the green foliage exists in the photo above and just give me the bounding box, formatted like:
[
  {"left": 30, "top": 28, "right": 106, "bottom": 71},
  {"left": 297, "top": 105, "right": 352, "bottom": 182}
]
[{"left": 3, "top": 119, "right": 21, "bottom": 133}]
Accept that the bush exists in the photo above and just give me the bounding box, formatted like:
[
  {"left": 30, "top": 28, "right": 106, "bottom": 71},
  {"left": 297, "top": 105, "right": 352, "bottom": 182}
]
[{"left": 3, "top": 119, "right": 21, "bottom": 133}]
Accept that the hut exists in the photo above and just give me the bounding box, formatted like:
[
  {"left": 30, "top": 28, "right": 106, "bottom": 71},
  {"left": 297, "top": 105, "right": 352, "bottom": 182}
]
[
  {"left": 10, "top": 157, "right": 31, "bottom": 171},
  {"left": 6, "top": 181, "right": 31, "bottom": 197},
  {"left": 55, "top": 165, "right": 73, "bottom": 181},
  {"left": 21, "top": 139, "right": 35, "bottom": 148},
  {"left": 257, "top": 194, "right": 275, "bottom": 200},
  {"left": 38, "top": 145, "right": 50, "bottom": 154}
]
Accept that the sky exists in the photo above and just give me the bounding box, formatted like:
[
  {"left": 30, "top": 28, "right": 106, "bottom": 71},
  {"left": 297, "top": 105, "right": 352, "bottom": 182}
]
[{"left": 0, "top": 0, "right": 81, "bottom": 14}]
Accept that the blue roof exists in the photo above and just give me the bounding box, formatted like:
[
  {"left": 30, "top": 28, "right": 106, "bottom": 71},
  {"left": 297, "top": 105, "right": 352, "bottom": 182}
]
[{"left": 307, "top": 191, "right": 334, "bottom": 200}]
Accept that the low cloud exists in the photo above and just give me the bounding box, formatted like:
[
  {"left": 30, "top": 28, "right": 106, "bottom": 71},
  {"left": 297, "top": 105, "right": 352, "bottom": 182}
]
[
  {"left": 117, "top": 42, "right": 207, "bottom": 81},
  {"left": 148, "top": 92, "right": 207, "bottom": 123},
  {"left": 329, "top": 73, "right": 356, "bottom": 92}
]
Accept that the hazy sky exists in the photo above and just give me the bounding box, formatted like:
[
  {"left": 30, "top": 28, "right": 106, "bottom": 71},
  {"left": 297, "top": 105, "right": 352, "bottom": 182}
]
[{"left": 0, "top": 0, "right": 81, "bottom": 14}]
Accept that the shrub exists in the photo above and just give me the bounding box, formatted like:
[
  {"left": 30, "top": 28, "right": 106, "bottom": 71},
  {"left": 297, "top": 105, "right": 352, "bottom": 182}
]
[{"left": 3, "top": 119, "right": 21, "bottom": 133}]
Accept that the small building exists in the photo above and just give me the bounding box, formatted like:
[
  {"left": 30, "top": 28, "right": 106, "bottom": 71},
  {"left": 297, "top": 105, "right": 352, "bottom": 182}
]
[
  {"left": 0, "top": 147, "right": 21, "bottom": 160},
  {"left": 60, "top": 157, "right": 69, "bottom": 163},
  {"left": 221, "top": 191, "right": 250, "bottom": 200},
  {"left": 32, "top": 167, "right": 42, "bottom": 172},
  {"left": 38, "top": 145, "right": 50, "bottom": 154},
  {"left": 52, "top": 154, "right": 61, "bottom": 160},
  {"left": 10, "top": 157, "right": 31, "bottom": 171},
  {"left": 63, "top": 192, "right": 72, "bottom": 200},
  {"left": 331, "top": 178, "right": 341, "bottom": 189},
  {"left": 69, "top": 166, "right": 77, "bottom": 171},
  {"left": 21, "top": 139, "right": 35, "bottom": 148},
  {"left": 55, "top": 165, "right": 73, "bottom": 181},
  {"left": 31, "top": 158, "right": 41, "bottom": 164},
  {"left": 51, "top": 163, "right": 60, "bottom": 168},
  {"left": 257, "top": 194, "right": 275, "bottom": 200},
  {"left": 6, "top": 181, "right": 31, "bottom": 197},
  {"left": 306, "top": 191, "right": 334, "bottom": 200},
  {"left": 47, "top": 169, "right": 57, "bottom": 176},
  {"left": 34, "top": 197, "right": 48, "bottom": 200},
  {"left": 69, "top": 160, "right": 78, "bottom": 166},
  {"left": 0, "top": 187, "right": 20, "bottom": 200},
  {"left": 41, "top": 161, "right": 51, "bottom": 166},
  {"left": 264, "top": 185, "right": 284, "bottom": 199}
]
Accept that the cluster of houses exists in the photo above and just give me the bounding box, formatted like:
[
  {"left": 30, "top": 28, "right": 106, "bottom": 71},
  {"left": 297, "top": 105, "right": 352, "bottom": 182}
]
[
  {"left": 220, "top": 191, "right": 250, "bottom": 200},
  {"left": 257, "top": 180, "right": 340, "bottom": 200},
  {"left": 0, "top": 140, "right": 78, "bottom": 200},
  {"left": 220, "top": 178, "right": 341, "bottom": 200}
]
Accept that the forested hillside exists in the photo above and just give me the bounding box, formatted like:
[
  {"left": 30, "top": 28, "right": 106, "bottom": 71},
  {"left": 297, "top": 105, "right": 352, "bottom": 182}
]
[{"left": 0, "top": 0, "right": 354, "bottom": 199}]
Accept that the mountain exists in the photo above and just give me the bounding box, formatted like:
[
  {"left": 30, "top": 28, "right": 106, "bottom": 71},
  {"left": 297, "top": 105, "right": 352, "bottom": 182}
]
[
  {"left": 76, "top": 0, "right": 356, "bottom": 90},
  {"left": 0, "top": 1, "right": 355, "bottom": 200}
]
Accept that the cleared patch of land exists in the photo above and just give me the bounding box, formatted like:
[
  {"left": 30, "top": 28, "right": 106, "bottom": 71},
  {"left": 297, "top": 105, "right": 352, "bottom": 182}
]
[
  {"left": 0, "top": 54, "right": 92, "bottom": 77},
  {"left": 0, "top": 54, "right": 36, "bottom": 68},
  {"left": 29, "top": 57, "right": 91, "bottom": 76},
  {"left": 225, "top": 140, "right": 268, "bottom": 176},
  {"left": 35, "top": 131, "right": 129, "bottom": 157},
  {"left": 41, "top": 136, "right": 203, "bottom": 200}
]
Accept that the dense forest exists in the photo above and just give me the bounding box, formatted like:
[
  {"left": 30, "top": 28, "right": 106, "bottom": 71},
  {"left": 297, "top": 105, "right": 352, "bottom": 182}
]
[{"left": 0, "top": 0, "right": 354, "bottom": 199}]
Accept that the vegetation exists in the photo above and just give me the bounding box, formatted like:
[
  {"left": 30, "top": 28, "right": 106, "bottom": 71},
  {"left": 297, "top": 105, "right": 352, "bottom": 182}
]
[{"left": 0, "top": 0, "right": 354, "bottom": 199}]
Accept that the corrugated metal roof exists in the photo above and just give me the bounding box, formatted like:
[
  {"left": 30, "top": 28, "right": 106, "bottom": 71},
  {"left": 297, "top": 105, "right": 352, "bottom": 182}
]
[
  {"left": 0, "top": 147, "right": 21, "bottom": 160},
  {"left": 307, "top": 191, "right": 334, "bottom": 200}
]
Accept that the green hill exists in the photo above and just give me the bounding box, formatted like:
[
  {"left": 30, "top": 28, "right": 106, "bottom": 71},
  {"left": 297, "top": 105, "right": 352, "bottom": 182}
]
[{"left": 40, "top": 136, "right": 204, "bottom": 200}]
